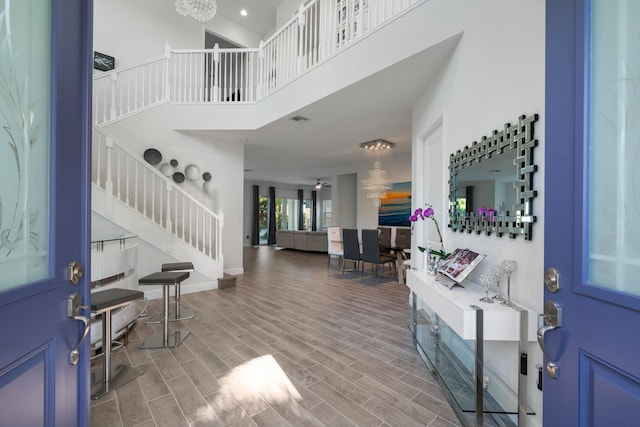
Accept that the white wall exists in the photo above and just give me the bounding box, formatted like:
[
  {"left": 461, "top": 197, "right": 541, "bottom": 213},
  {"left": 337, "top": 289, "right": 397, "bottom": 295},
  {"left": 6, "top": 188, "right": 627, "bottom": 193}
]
[
  {"left": 275, "top": 0, "right": 302, "bottom": 31},
  {"left": 336, "top": 173, "right": 357, "bottom": 229},
  {"left": 101, "top": 108, "right": 245, "bottom": 276},
  {"left": 411, "top": 0, "right": 545, "bottom": 425},
  {"left": 94, "top": 0, "right": 261, "bottom": 70}
]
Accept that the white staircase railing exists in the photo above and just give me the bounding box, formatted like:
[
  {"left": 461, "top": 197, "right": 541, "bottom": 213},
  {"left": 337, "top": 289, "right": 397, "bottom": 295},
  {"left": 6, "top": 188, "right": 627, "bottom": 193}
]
[
  {"left": 92, "top": 0, "right": 425, "bottom": 124},
  {"left": 92, "top": 125, "right": 224, "bottom": 263}
]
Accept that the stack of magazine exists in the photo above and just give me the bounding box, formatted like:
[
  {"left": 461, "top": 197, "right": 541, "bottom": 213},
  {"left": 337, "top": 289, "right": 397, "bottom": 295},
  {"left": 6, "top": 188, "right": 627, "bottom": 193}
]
[{"left": 436, "top": 248, "right": 486, "bottom": 289}]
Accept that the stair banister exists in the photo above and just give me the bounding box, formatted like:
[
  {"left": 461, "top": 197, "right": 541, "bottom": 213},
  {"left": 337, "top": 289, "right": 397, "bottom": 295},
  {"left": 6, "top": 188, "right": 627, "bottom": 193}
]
[
  {"left": 92, "top": 125, "right": 223, "bottom": 262},
  {"left": 93, "top": 0, "right": 426, "bottom": 125}
]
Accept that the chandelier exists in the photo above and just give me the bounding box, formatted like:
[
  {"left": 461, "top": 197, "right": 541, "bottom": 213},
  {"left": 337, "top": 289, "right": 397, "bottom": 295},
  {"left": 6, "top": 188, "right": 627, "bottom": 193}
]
[
  {"left": 360, "top": 139, "right": 395, "bottom": 207},
  {"left": 362, "top": 161, "right": 391, "bottom": 205},
  {"left": 175, "top": 0, "right": 218, "bottom": 22}
]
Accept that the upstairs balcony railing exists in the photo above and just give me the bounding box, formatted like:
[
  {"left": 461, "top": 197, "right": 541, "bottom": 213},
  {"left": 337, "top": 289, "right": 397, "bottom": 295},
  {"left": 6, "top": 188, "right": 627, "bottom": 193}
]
[
  {"left": 92, "top": 0, "right": 424, "bottom": 124},
  {"left": 92, "top": 125, "right": 224, "bottom": 263}
]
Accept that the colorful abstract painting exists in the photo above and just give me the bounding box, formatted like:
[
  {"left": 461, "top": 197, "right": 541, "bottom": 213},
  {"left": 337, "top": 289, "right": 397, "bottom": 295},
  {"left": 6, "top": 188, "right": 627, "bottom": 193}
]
[{"left": 378, "top": 181, "right": 411, "bottom": 227}]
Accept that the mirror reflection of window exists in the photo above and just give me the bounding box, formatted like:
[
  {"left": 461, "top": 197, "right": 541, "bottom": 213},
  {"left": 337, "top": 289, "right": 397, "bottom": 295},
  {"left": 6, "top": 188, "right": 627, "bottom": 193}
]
[{"left": 455, "top": 197, "right": 467, "bottom": 216}]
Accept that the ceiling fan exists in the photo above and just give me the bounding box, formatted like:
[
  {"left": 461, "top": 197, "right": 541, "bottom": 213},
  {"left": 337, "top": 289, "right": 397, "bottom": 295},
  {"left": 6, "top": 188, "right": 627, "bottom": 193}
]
[{"left": 314, "top": 179, "right": 330, "bottom": 189}]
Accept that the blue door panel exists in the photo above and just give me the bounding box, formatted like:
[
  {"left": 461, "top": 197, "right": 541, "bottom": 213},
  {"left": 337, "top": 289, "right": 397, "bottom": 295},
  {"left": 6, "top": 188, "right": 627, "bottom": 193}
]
[
  {"left": 545, "top": 0, "right": 640, "bottom": 424},
  {"left": 579, "top": 352, "right": 640, "bottom": 427},
  {"left": 0, "top": 0, "right": 92, "bottom": 425}
]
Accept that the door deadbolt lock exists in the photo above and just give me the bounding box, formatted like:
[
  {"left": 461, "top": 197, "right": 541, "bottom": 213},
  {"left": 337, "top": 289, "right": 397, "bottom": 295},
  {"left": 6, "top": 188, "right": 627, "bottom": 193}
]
[
  {"left": 67, "top": 261, "right": 83, "bottom": 285},
  {"left": 544, "top": 268, "right": 560, "bottom": 292}
]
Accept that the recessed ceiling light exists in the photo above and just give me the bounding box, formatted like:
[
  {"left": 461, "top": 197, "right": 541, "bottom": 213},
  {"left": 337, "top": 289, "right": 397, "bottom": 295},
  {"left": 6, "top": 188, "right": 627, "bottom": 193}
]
[{"left": 240, "top": 9, "right": 248, "bottom": 16}]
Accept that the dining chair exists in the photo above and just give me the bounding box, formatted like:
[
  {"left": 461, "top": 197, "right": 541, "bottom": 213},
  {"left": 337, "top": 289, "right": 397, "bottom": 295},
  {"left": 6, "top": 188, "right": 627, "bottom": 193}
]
[
  {"left": 326, "top": 226, "right": 343, "bottom": 268},
  {"left": 394, "top": 228, "right": 411, "bottom": 250},
  {"left": 361, "top": 229, "right": 396, "bottom": 280},
  {"left": 377, "top": 226, "right": 392, "bottom": 257},
  {"left": 341, "top": 228, "right": 361, "bottom": 274}
]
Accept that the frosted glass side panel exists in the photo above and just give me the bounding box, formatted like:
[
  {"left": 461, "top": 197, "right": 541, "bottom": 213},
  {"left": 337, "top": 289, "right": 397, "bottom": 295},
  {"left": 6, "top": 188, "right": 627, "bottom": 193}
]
[
  {"left": 589, "top": 0, "right": 640, "bottom": 294},
  {"left": 0, "top": 0, "right": 51, "bottom": 290}
]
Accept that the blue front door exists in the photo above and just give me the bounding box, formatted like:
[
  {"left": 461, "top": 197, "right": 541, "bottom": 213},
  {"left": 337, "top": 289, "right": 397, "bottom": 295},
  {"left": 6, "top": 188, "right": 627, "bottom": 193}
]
[
  {"left": 0, "top": 0, "right": 92, "bottom": 425},
  {"left": 545, "top": 0, "right": 640, "bottom": 424}
]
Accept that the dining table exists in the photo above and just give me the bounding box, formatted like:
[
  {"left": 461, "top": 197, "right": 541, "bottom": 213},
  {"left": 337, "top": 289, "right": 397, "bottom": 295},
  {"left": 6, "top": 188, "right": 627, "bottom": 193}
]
[{"left": 381, "top": 244, "right": 411, "bottom": 284}]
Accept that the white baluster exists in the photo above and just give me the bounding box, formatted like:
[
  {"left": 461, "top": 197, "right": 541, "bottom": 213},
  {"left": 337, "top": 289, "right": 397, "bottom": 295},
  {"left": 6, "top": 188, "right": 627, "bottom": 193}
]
[
  {"left": 164, "top": 42, "right": 171, "bottom": 102},
  {"left": 134, "top": 162, "right": 139, "bottom": 211},
  {"left": 234, "top": 52, "right": 238, "bottom": 101},
  {"left": 257, "top": 40, "right": 264, "bottom": 98},
  {"left": 181, "top": 197, "right": 186, "bottom": 240},
  {"left": 208, "top": 215, "right": 212, "bottom": 257},
  {"left": 95, "top": 135, "right": 102, "bottom": 188},
  {"left": 105, "top": 137, "right": 114, "bottom": 217},
  {"left": 218, "top": 209, "right": 224, "bottom": 262},
  {"left": 298, "top": 4, "right": 305, "bottom": 73},
  {"left": 196, "top": 206, "right": 200, "bottom": 250},
  {"left": 165, "top": 180, "right": 172, "bottom": 232},
  {"left": 189, "top": 202, "right": 193, "bottom": 245},
  {"left": 142, "top": 167, "right": 147, "bottom": 217},
  {"left": 109, "top": 71, "right": 118, "bottom": 120},
  {"left": 116, "top": 147, "right": 121, "bottom": 200},
  {"left": 125, "top": 155, "right": 130, "bottom": 206},
  {"left": 151, "top": 171, "right": 156, "bottom": 223},
  {"left": 241, "top": 52, "right": 246, "bottom": 102}
]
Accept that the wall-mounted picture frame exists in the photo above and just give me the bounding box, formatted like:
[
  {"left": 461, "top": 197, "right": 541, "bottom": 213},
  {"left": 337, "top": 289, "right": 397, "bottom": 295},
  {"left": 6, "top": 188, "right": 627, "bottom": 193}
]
[
  {"left": 94, "top": 51, "right": 115, "bottom": 71},
  {"left": 378, "top": 181, "right": 412, "bottom": 227}
]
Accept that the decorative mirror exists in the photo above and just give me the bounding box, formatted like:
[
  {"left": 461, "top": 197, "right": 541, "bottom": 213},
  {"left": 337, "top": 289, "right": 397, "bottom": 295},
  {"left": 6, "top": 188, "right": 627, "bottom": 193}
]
[{"left": 448, "top": 113, "right": 539, "bottom": 240}]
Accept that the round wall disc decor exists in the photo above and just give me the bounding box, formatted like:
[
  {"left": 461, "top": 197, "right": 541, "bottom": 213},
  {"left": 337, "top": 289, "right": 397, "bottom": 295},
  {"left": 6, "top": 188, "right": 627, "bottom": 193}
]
[
  {"left": 143, "top": 148, "right": 162, "bottom": 165},
  {"left": 185, "top": 164, "right": 200, "bottom": 181},
  {"left": 173, "top": 172, "right": 185, "bottom": 183},
  {"left": 170, "top": 159, "right": 179, "bottom": 167},
  {"left": 159, "top": 163, "right": 173, "bottom": 177},
  {"left": 203, "top": 181, "right": 214, "bottom": 193},
  {"left": 202, "top": 172, "right": 212, "bottom": 181}
]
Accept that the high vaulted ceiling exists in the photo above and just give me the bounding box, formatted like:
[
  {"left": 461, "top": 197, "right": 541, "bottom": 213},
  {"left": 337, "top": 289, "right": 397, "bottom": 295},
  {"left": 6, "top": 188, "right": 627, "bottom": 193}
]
[
  {"left": 207, "top": 1, "right": 453, "bottom": 188},
  {"left": 215, "top": 0, "right": 283, "bottom": 39}
]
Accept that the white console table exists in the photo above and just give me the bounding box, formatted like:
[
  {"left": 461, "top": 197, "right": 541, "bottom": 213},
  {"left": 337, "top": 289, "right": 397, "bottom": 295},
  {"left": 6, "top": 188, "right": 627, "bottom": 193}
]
[{"left": 406, "top": 269, "right": 536, "bottom": 427}]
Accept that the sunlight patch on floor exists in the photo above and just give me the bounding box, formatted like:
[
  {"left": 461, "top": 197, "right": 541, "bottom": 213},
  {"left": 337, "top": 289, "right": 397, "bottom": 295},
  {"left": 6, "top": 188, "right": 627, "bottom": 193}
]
[{"left": 215, "top": 354, "right": 302, "bottom": 412}]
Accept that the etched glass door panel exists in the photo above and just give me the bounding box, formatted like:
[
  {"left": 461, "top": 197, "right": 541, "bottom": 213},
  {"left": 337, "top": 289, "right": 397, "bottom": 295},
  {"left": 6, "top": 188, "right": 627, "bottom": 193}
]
[
  {"left": 589, "top": 0, "right": 640, "bottom": 295},
  {"left": 0, "top": 0, "right": 91, "bottom": 424},
  {"left": 0, "top": 0, "right": 50, "bottom": 290}
]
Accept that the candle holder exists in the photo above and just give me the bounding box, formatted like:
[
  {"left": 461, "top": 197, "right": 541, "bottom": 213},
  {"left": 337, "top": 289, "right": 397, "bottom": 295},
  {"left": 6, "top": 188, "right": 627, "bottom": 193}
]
[
  {"left": 490, "top": 264, "right": 506, "bottom": 302},
  {"left": 479, "top": 274, "right": 494, "bottom": 303},
  {"left": 500, "top": 260, "right": 518, "bottom": 307}
]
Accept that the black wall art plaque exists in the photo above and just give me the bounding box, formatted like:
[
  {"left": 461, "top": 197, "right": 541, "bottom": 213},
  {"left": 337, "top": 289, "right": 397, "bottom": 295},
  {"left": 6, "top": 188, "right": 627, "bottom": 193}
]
[{"left": 94, "top": 51, "right": 115, "bottom": 71}]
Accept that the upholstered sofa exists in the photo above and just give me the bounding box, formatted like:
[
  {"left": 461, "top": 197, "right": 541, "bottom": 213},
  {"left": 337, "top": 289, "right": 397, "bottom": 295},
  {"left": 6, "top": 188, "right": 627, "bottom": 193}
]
[{"left": 276, "top": 230, "right": 328, "bottom": 252}]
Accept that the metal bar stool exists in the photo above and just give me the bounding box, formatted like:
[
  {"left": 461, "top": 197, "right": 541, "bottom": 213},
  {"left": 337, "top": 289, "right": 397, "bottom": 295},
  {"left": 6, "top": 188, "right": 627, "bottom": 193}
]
[
  {"left": 90, "top": 288, "right": 145, "bottom": 400},
  {"left": 161, "top": 262, "right": 194, "bottom": 321},
  {"left": 138, "top": 271, "right": 190, "bottom": 349}
]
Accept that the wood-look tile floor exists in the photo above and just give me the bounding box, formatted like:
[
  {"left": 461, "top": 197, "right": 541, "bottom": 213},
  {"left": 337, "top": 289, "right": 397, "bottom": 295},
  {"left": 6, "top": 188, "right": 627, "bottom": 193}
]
[{"left": 90, "top": 246, "right": 460, "bottom": 427}]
